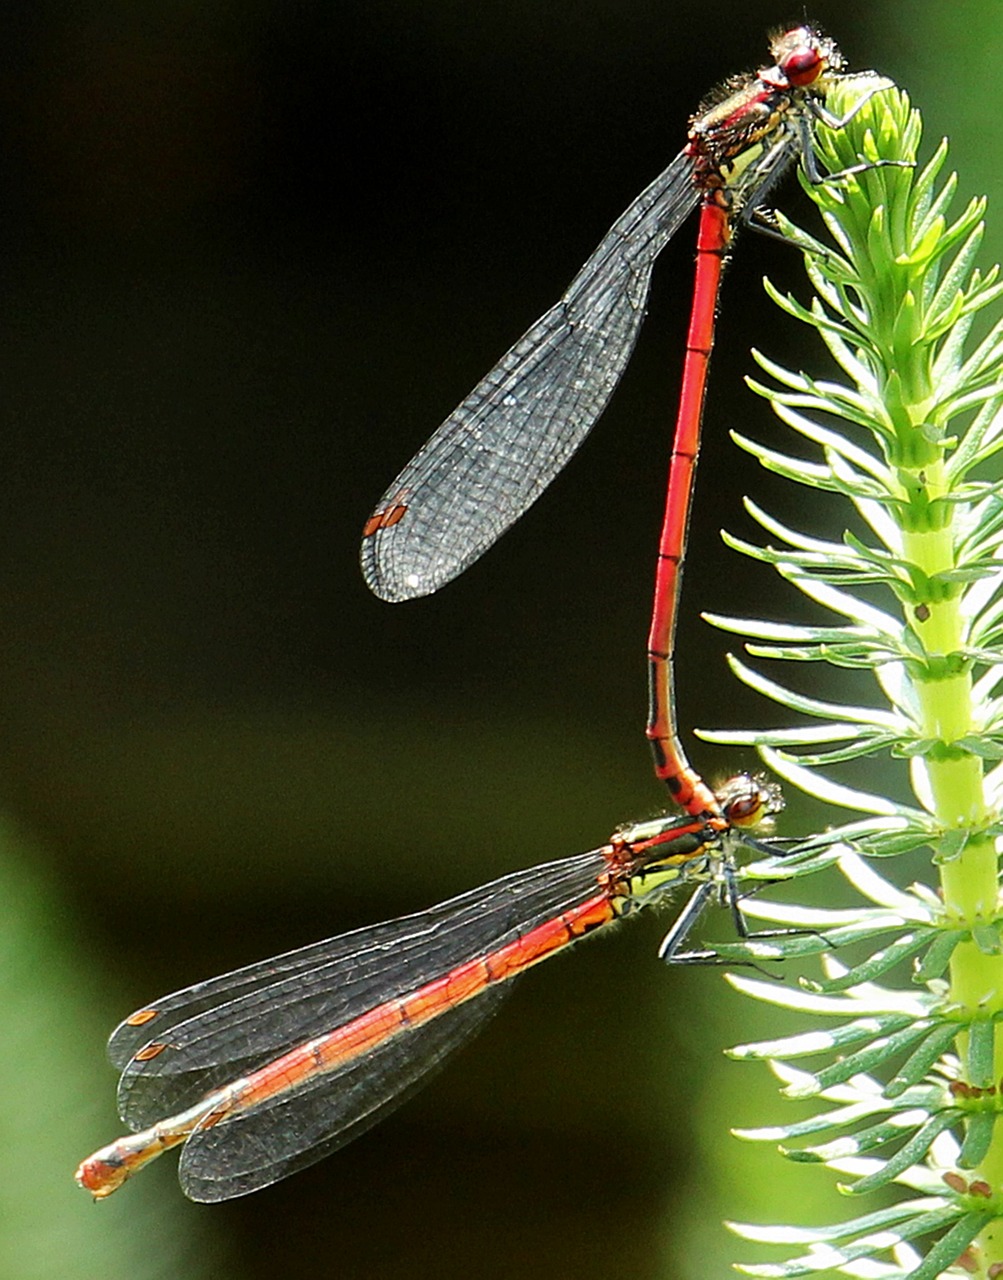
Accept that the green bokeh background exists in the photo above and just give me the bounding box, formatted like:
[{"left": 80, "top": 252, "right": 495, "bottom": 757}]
[{"left": 3, "top": 4, "right": 992, "bottom": 1277}]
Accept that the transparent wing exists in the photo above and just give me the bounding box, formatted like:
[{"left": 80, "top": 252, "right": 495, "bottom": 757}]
[
  {"left": 179, "top": 984, "right": 510, "bottom": 1201},
  {"left": 361, "top": 151, "right": 699, "bottom": 601},
  {"left": 113, "top": 848, "right": 607, "bottom": 1131}
]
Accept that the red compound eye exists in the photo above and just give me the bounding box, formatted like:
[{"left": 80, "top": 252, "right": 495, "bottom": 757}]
[{"left": 782, "top": 47, "right": 825, "bottom": 87}]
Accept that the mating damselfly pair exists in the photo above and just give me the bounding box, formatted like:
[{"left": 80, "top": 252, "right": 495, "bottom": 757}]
[{"left": 78, "top": 25, "right": 889, "bottom": 1202}]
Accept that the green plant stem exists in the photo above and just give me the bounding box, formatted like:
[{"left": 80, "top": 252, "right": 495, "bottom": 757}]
[
  {"left": 720, "top": 77, "right": 1003, "bottom": 1274},
  {"left": 894, "top": 235, "right": 1003, "bottom": 1278},
  {"left": 851, "top": 85, "right": 1003, "bottom": 1272}
]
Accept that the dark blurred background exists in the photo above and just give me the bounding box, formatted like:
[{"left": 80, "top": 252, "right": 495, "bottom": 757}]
[{"left": 2, "top": 3, "right": 992, "bottom": 1278}]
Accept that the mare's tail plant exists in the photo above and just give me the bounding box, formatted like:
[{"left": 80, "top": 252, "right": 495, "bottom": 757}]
[{"left": 701, "top": 79, "right": 1003, "bottom": 1278}]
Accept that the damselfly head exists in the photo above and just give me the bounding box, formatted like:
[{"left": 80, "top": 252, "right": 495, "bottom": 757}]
[
  {"left": 768, "top": 25, "right": 845, "bottom": 89},
  {"left": 715, "top": 773, "right": 785, "bottom": 830}
]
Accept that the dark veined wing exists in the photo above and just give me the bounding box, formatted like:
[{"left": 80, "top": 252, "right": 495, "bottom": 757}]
[
  {"left": 361, "top": 151, "right": 699, "bottom": 602},
  {"left": 179, "top": 984, "right": 511, "bottom": 1200},
  {"left": 113, "top": 848, "right": 607, "bottom": 1132}
]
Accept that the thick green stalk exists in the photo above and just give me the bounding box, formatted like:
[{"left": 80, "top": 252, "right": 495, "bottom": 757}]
[
  {"left": 827, "top": 81, "right": 1003, "bottom": 1271},
  {"left": 718, "top": 77, "right": 1003, "bottom": 1277}
]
